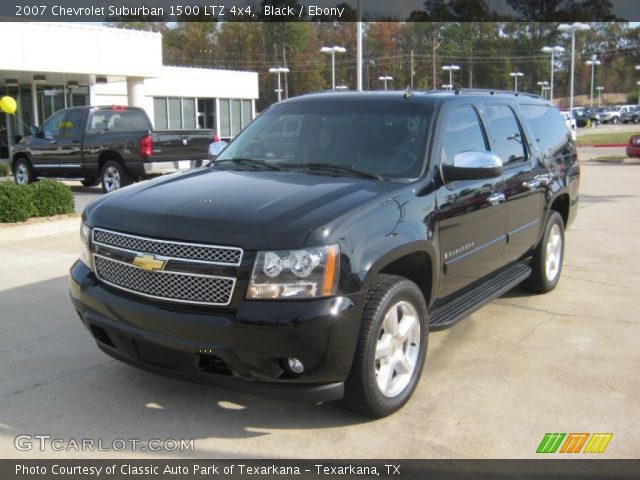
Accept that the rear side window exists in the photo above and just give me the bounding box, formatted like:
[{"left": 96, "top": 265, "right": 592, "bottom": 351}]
[
  {"left": 484, "top": 104, "right": 526, "bottom": 167},
  {"left": 519, "top": 104, "right": 570, "bottom": 156},
  {"left": 88, "top": 108, "right": 150, "bottom": 132},
  {"left": 441, "top": 106, "right": 487, "bottom": 166}
]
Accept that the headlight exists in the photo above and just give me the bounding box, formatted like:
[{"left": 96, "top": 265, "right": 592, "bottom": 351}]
[
  {"left": 247, "top": 245, "right": 339, "bottom": 299},
  {"left": 79, "top": 221, "right": 93, "bottom": 270}
]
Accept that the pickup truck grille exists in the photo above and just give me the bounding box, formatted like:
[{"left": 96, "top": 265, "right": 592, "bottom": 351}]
[
  {"left": 92, "top": 228, "right": 241, "bottom": 306},
  {"left": 93, "top": 228, "right": 242, "bottom": 266}
]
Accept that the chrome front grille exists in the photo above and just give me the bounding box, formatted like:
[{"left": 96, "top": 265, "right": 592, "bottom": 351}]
[
  {"left": 93, "top": 228, "right": 242, "bottom": 266},
  {"left": 92, "top": 228, "right": 241, "bottom": 306}
]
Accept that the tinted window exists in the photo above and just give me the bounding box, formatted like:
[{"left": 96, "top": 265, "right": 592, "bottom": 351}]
[
  {"left": 41, "top": 110, "right": 67, "bottom": 138},
  {"left": 441, "top": 106, "right": 487, "bottom": 166},
  {"left": 60, "top": 110, "right": 84, "bottom": 137},
  {"left": 519, "top": 104, "right": 570, "bottom": 155},
  {"left": 485, "top": 105, "right": 526, "bottom": 167},
  {"left": 217, "top": 100, "right": 431, "bottom": 180}
]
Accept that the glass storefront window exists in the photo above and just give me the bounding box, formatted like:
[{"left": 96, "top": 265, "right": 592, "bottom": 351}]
[
  {"left": 154, "top": 98, "right": 168, "bottom": 130},
  {"left": 231, "top": 99, "right": 242, "bottom": 137},
  {"left": 182, "top": 98, "right": 196, "bottom": 129},
  {"left": 242, "top": 100, "right": 252, "bottom": 128},
  {"left": 219, "top": 99, "right": 230, "bottom": 138},
  {"left": 168, "top": 98, "right": 181, "bottom": 129}
]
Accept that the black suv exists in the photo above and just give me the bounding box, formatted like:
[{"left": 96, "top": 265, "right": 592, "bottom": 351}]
[{"left": 69, "top": 90, "right": 579, "bottom": 417}]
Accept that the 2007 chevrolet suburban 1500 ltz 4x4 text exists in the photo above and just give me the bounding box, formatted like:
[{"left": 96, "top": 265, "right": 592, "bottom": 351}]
[{"left": 69, "top": 89, "right": 579, "bottom": 417}]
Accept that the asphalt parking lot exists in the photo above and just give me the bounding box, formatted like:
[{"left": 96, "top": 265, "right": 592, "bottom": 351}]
[{"left": 1, "top": 154, "right": 639, "bottom": 459}]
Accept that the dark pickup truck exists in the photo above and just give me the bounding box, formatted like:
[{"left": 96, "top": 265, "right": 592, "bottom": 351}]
[
  {"left": 11, "top": 105, "right": 214, "bottom": 193},
  {"left": 69, "top": 89, "right": 579, "bottom": 417}
]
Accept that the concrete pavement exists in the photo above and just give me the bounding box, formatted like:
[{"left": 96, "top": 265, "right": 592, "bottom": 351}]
[{"left": 0, "top": 161, "right": 639, "bottom": 459}]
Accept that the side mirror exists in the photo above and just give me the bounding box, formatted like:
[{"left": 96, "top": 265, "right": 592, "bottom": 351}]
[
  {"left": 208, "top": 140, "right": 228, "bottom": 163},
  {"left": 442, "top": 151, "right": 502, "bottom": 182},
  {"left": 29, "top": 126, "right": 40, "bottom": 136}
]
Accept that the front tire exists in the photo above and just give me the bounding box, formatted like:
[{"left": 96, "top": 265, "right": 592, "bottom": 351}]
[
  {"left": 101, "top": 160, "right": 131, "bottom": 193},
  {"left": 343, "top": 274, "right": 428, "bottom": 418},
  {"left": 13, "top": 158, "right": 35, "bottom": 185},
  {"left": 522, "top": 211, "right": 565, "bottom": 293}
]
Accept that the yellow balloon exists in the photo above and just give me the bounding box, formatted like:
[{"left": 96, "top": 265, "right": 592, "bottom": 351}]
[{"left": 0, "top": 96, "right": 17, "bottom": 115}]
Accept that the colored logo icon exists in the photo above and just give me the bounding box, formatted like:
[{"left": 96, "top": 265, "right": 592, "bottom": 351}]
[{"left": 537, "top": 433, "right": 613, "bottom": 454}]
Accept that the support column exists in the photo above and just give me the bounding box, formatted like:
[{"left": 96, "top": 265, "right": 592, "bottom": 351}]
[
  {"left": 30, "top": 83, "right": 39, "bottom": 126},
  {"left": 215, "top": 98, "right": 221, "bottom": 136},
  {"left": 126, "top": 77, "right": 145, "bottom": 108}
]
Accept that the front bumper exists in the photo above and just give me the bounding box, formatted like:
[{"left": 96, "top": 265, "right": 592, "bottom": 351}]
[
  {"left": 69, "top": 261, "right": 364, "bottom": 402},
  {"left": 143, "top": 160, "right": 203, "bottom": 175}
]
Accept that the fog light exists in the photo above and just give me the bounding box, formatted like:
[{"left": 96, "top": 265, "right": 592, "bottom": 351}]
[{"left": 287, "top": 357, "right": 304, "bottom": 374}]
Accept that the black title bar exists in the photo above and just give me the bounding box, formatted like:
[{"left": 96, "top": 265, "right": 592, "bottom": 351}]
[{"left": 1, "top": 0, "right": 639, "bottom": 22}]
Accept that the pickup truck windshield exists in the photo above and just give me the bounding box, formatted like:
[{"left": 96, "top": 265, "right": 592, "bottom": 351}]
[{"left": 216, "top": 99, "right": 431, "bottom": 180}]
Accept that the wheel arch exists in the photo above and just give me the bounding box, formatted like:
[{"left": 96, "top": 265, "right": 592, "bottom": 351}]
[{"left": 361, "top": 243, "right": 437, "bottom": 308}]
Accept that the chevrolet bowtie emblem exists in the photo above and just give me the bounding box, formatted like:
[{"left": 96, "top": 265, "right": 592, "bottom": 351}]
[{"left": 132, "top": 254, "right": 167, "bottom": 272}]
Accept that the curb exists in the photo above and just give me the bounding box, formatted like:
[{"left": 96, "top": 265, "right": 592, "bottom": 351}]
[
  {"left": 0, "top": 217, "right": 80, "bottom": 244},
  {"left": 577, "top": 143, "right": 628, "bottom": 148}
]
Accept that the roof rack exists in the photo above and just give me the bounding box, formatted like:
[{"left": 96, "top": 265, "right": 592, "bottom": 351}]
[{"left": 454, "top": 88, "right": 541, "bottom": 99}]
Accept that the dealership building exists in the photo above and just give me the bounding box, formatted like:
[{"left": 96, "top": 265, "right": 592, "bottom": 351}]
[{"left": 0, "top": 22, "right": 259, "bottom": 158}]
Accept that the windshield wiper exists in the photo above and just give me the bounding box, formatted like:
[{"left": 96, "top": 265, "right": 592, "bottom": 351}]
[
  {"left": 214, "top": 158, "right": 282, "bottom": 171},
  {"left": 289, "top": 163, "right": 382, "bottom": 180}
]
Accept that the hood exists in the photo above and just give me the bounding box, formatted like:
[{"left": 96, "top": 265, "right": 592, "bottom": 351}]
[{"left": 86, "top": 168, "right": 399, "bottom": 249}]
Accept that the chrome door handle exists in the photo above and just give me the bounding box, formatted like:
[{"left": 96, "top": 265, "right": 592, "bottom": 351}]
[
  {"left": 487, "top": 193, "right": 506, "bottom": 205},
  {"left": 522, "top": 179, "right": 541, "bottom": 189}
]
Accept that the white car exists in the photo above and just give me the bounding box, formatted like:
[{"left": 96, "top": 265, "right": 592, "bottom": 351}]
[{"left": 560, "top": 111, "right": 577, "bottom": 140}]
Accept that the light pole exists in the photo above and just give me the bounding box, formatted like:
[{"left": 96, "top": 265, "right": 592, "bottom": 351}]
[
  {"left": 510, "top": 72, "right": 524, "bottom": 92},
  {"left": 268, "top": 67, "right": 290, "bottom": 102},
  {"left": 442, "top": 65, "right": 460, "bottom": 89},
  {"left": 541, "top": 46, "right": 565, "bottom": 102},
  {"left": 537, "top": 80, "right": 549, "bottom": 97},
  {"left": 637, "top": 81, "right": 640, "bottom": 106},
  {"left": 586, "top": 55, "right": 601, "bottom": 108},
  {"left": 320, "top": 46, "right": 347, "bottom": 90},
  {"left": 378, "top": 75, "right": 393, "bottom": 90},
  {"left": 596, "top": 86, "right": 604, "bottom": 107},
  {"left": 558, "top": 22, "right": 591, "bottom": 121}
]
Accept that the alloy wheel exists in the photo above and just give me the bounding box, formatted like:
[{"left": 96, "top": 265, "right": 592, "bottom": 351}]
[
  {"left": 545, "top": 223, "right": 563, "bottom": 282},
  {"left": 374, "top": 300, "right": 421, "bottom": 398}
]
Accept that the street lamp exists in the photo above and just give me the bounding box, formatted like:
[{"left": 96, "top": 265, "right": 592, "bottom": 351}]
[
  {"left": 378, "top": 75, "right": 393, "bottom": 90},
  {"left": 541, "top": 46, "right": 565, "bottom": 102},
  {"left": 442, "top": 65, "right": 460, "bottom": 89},
  {"left": 537, "top": 80, "right": 549, "bottom": 97},
  {"left": 510, "top": 72, "right": 524, "bottom": 92},
  {"left": 585, "top": 55, "right": 601, "bottom": 108},
  {"left": 268, "top": 67, "right": 290, "bottom": 102},
  {"left": 558, "top": 22, "right": 591, "bottom": 121},
  {"left": 596, "top": 86, "right": 604, "bottom": 107},
  {"left": 320, "top": 46, "right": 347, "bottom": 90}
]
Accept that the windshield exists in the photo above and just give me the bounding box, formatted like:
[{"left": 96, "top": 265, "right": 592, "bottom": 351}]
[{"left": 216, "top": 98, "right": 432, "bottom": 180}]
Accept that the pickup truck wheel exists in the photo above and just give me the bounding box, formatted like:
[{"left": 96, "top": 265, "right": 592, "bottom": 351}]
[
  {"left": 343, "top": 274, "right": 428, "bottom": 418},
  {"left": 101, "top": 160, "right": 131, "bottom": 193},
  {"left": 522, "top": 211, "right": 565, "bottom": 293},
  {"left": 611, "top": 116, "right": 619, "bottom": 124},
  {"left": 13, "top": 158, "right": 35, "bottom": 185},
  {"left": 81, "top": 177, "right": 99, "bottom": 187}
]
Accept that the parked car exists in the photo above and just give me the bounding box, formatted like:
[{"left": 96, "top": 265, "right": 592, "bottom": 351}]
[
  {"left": 598, "top": 105, "right": 634, "bottom": 124},
  {"left": 621, "top": 106, "right": 640, "bottom": 124},
  {"left": 627, "top": 135, "right": 640, "bottom": 158},
  {"left": 11, "top": 106, "right": 215, "bottom": 193},
  {"left": 560, "top": 111, "right": 577, "bottom": 139},
  {"left": 575, "top": 108, "right": 602, "bottom": 127},
  {"left": 70, "top": 90, "right": 579, "bottom": 417}
]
